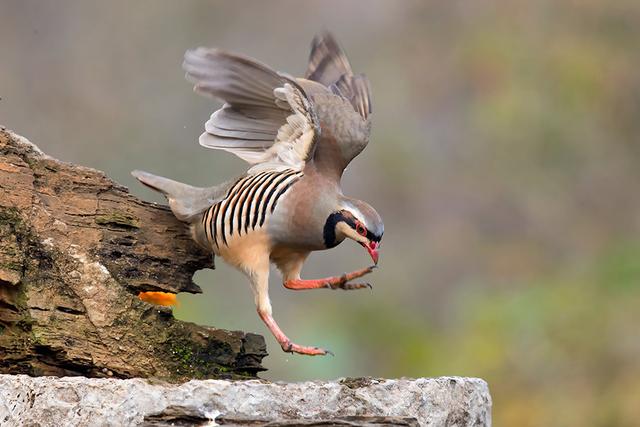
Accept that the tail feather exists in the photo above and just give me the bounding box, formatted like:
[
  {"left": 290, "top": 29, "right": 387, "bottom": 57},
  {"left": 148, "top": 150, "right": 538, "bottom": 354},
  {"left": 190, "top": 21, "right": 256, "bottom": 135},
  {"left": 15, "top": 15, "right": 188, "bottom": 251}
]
[{"left": 132, "top": 170, "right": 222, "bottom": 222}]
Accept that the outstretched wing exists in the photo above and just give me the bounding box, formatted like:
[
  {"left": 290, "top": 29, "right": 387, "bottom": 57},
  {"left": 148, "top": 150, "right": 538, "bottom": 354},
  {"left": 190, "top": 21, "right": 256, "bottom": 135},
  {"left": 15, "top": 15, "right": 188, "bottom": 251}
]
[
  {"left": 183, "top": 48, "right": 319, "bottom": 172},
  {"left": 305, "top": 32, "right": 372, "bottom": 120},
  {"left": 300, "top": 32, "right": 373, "bottom": 173}
]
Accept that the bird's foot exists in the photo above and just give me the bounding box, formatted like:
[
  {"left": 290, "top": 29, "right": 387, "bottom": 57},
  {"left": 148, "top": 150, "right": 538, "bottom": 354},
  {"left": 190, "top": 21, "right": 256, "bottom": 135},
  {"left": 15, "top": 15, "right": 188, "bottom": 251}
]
[
  {"left": 281, "top": 340, "right": 334, "bottom": 356},
  {"left": 328, "top": 265, "right": 376, "bottom": 290},
  {"left": 258, "top": 309, "right": 334, "bottom": 357},
  {"left": 284, "top": 265, "right": 376, "bottom": 291}
]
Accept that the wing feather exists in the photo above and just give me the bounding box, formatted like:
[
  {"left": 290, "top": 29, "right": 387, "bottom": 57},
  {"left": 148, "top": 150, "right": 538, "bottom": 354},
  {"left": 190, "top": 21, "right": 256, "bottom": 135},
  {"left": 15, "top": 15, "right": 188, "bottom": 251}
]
[
  {"left": 249, "top": 83, "right": 318, "bottom": 172},
  {"left": 305, "top": 32, "right": 372, "bottom": 121},
  {"left": 184, "top": 48, "right": 283, "bottom": 108},
  {"left": 184, "top": 48, "right": 318, "bottom": 169},
  {"left": 330, "top": 73, "right": 372, "bottom": 120},
  {"left": 305, "top": 31, "right": 353, "bottom": 86}
]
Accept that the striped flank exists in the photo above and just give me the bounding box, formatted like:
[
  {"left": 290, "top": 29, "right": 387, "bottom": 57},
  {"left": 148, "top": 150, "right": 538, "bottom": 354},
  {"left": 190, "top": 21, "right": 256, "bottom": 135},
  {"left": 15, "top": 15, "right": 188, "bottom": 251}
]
[{"left": 202, "top": 170, "right": 302, "bottom": 249}]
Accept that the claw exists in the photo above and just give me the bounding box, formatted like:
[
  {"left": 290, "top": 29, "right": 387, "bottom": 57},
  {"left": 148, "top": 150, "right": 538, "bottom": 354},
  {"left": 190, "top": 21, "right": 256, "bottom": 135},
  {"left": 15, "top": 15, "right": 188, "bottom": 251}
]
[{"left": 332, "top": 281, "right": 372, "bottom": 291}]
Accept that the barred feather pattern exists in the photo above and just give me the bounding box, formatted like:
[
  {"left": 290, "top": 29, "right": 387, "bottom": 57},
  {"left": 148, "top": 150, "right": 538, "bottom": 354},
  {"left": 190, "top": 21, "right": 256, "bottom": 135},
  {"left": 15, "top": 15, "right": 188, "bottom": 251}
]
[{"left": 201, "top": 169, "right": 303, "bottom": 249}]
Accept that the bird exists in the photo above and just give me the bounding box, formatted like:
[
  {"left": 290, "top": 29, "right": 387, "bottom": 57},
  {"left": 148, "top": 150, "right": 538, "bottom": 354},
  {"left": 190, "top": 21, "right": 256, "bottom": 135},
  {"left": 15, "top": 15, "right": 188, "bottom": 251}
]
[{"left": 132, "top": 32, "right": 383, "bottom": 356}]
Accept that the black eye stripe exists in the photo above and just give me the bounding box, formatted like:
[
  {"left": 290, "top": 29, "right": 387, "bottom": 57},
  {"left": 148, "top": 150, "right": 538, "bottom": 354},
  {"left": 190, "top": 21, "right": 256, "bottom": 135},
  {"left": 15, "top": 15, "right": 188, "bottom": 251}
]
[{"left": 367, "top": 230, "right": 381, "bottom": 242}]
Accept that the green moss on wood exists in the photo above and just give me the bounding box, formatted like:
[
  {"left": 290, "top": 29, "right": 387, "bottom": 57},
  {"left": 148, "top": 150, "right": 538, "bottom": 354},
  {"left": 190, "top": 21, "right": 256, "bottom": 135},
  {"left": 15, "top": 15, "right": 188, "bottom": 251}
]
[
  {"left": 162, "top": 325, "right": 253, "bottom": 381},
  {"left": 167, "top": 339, "right": 228, "bottom": 380},
  {"left": 0, "top": 207, "right": 23, "bottom": 228},
  {"left": 0, "top": 262, "right": 22, "bottom": 272}
]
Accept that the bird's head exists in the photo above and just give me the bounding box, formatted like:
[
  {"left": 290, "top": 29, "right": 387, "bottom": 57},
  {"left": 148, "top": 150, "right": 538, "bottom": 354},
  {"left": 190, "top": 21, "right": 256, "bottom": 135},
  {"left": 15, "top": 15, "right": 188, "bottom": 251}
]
[{"left": 323, "top": 199, "right": 384, "bottom": 265}]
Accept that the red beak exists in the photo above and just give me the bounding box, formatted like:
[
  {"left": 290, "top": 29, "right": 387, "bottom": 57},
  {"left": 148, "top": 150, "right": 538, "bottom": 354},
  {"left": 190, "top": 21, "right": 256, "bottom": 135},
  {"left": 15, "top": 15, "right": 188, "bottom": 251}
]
[{"left": 364, "top": 241, "right": 380, "bottom": 265}]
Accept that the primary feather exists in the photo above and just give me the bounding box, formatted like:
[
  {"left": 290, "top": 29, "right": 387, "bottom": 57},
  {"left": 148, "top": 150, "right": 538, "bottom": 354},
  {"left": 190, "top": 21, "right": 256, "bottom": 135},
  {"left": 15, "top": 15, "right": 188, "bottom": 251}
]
[
  {"left": 306, "top": 32, "right": 372, "bottom": 120},
  {"left": 305, "top": 31, "right": 353, "bottom": 86}
]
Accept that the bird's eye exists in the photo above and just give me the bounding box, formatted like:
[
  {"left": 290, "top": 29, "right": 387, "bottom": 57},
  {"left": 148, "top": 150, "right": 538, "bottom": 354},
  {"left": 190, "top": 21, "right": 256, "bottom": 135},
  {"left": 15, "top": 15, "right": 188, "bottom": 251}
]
[{"left": 356, "top": 222, "right": 367, "bottom": 236}]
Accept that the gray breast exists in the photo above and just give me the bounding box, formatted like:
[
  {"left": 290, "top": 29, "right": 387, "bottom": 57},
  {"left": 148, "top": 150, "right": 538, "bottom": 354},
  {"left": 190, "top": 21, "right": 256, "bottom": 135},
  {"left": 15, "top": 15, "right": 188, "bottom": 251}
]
[{"left": 266, "top": 170, "right": 341, "bottom": 251}]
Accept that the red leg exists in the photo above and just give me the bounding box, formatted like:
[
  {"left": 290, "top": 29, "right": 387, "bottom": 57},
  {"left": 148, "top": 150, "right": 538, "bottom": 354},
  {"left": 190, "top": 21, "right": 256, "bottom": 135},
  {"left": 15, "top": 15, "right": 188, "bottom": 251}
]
[
  {"left": 284, "top": 265, "right": 376, "bottom": 291},
  {"left": 258, "top": 310, "right": 332, "bottom": 356}
]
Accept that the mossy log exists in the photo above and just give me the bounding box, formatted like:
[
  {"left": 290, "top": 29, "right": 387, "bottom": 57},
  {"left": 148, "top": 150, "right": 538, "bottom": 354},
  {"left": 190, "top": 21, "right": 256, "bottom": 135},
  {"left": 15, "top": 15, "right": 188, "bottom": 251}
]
[{"left": 0, "top": 127, "right": 267, "bottom": 381}]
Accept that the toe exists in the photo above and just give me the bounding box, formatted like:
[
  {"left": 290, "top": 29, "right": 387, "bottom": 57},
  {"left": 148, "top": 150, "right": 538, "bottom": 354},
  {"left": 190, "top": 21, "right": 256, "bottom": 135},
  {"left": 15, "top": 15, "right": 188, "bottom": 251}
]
[{"left": 341, "top": 282, "right": 372, "bottom": 290}]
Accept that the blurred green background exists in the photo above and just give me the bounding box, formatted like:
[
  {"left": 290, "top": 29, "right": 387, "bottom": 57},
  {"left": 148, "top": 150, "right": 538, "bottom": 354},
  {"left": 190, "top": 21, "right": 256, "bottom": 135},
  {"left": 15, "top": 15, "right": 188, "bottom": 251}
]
[{"left": 2, "top": 1, "right": 639, "bottom": 425}]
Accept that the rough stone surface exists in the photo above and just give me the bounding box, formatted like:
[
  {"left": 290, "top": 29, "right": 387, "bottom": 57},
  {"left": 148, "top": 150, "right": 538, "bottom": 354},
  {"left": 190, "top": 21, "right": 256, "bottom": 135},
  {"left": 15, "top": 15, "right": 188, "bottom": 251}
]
[
  {"left": 0, "top": 127, "right": 267, "bottom": 380},
  {"left": 0, "top": 374, "right": 491, "bottom": 426}
]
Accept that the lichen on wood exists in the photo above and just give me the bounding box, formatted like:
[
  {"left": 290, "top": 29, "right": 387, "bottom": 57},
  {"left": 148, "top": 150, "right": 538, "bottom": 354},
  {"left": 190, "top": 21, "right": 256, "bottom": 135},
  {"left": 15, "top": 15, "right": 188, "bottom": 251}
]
[{"left": 0, "top": 127, "right": 267, "bottom": 381}]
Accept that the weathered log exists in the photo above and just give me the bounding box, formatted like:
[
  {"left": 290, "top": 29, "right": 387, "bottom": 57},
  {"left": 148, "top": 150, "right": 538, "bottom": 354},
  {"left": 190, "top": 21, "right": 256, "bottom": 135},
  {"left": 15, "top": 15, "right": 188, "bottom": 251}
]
[{"left": 0, "top": 126, "right": 267, "bottom": 381}]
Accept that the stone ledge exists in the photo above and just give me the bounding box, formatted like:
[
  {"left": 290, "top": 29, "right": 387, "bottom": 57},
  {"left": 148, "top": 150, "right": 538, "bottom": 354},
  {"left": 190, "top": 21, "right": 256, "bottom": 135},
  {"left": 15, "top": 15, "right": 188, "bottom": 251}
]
[{"left": 0, "top": 374, "right": 491, "bottom": 426}]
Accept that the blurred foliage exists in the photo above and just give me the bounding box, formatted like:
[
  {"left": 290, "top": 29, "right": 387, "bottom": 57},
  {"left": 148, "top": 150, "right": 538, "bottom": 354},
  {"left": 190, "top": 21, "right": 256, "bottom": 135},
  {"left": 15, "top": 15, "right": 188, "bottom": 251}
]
[{"left": 2, "top": 1, "right": 639, "bottom": 425}]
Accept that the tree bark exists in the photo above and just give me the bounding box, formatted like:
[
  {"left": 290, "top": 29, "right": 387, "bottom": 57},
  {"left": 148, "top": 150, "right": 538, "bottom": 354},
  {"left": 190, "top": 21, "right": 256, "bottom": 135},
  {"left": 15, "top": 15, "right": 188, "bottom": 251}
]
[{"left": 0, "top": 126, "right": 267, "bottom": 381}]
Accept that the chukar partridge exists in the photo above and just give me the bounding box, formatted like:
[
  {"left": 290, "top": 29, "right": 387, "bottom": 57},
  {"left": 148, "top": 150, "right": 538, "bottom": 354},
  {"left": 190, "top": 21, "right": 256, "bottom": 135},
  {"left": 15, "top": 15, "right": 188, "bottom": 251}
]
[{"left": 133, "top": 32, "right": 383, "bottom": 356}]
